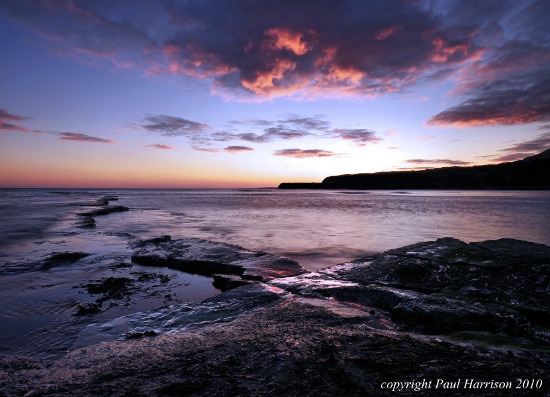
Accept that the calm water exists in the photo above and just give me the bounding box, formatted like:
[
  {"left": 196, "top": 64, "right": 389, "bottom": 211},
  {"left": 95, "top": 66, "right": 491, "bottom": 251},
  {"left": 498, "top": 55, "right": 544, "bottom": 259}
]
[
  {"left": 4, "top": 188, "right": 550, "bottom": 267},
  {"left": 1, "top": 188, "right": 549, "bottom": 359}
]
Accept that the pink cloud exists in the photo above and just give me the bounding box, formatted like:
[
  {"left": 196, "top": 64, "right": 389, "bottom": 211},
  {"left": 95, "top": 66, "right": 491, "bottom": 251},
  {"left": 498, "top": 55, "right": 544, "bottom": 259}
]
[
  {"left": 405, "top": 159, "right": 471, "bottom": 166},
  {"left": 0, "top": 108, "right": 33, "bottom": 132},
  {"left": 265, "top": 28, "right": 311, "bottom": 56},
  {"left": 224, "top": 146, "right": 253, "bottom": 152},
  {"left": 375, "top": 26, "right": 402, "bottom": 41},
  {"left": 273, "top": 148, "right": 339, "bottom": 158},
  {"left": 142, "top": 144, "right": 174, "bottom": 150},
  {"left": 58, "top": 132, "right": 115, "bottom": 143}
]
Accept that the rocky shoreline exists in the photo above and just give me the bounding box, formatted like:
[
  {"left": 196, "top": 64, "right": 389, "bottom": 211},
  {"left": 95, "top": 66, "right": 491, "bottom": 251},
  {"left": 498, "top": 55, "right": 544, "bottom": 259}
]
[{"left": 1, "top": 237, "right": 550, "bottom": 396}]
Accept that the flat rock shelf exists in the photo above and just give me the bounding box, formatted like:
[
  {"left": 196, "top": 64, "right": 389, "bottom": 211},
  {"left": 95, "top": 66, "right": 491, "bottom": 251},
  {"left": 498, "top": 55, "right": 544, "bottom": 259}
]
[{"left": 1, "top": 237, "right": 550, "bottom": 396}]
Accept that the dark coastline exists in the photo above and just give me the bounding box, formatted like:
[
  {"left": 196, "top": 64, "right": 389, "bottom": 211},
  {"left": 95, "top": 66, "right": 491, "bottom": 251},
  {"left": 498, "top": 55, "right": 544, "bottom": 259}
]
[{"left": 279, "top": 150, "right": 550, "bottom": 190}]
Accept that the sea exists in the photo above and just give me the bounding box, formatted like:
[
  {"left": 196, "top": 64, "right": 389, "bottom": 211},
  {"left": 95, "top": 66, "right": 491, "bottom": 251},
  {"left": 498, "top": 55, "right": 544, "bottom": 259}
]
[{"left": 1, "top": 188, "right": 549, "bottom": 360}]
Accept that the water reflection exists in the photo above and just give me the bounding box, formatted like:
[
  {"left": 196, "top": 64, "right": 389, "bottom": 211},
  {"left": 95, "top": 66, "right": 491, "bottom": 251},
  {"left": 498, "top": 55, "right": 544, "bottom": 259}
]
[{"left": 98, "top": 189, "right": 550, "bottom": 270}]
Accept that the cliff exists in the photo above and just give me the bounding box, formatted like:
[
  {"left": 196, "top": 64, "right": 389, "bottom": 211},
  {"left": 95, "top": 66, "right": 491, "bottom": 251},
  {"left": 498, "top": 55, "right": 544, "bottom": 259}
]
[{"left": 279, "top": 149, "right": 550, "bottom": 190}]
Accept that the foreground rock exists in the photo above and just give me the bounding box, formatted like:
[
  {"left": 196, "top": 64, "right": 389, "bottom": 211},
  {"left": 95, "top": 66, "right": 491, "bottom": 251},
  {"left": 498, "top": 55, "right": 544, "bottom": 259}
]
[
  {"left": 2, "top": 238, "right": 549, "bottom": 396},
  {"left": 78, "top": 205, "right": 129, "bottom": 217},
  {"left": 40, "top": 252, "right": 90, "bottom": 270},
  {"left": 130, "top": 235, "right": 307, "bottom": 283}
]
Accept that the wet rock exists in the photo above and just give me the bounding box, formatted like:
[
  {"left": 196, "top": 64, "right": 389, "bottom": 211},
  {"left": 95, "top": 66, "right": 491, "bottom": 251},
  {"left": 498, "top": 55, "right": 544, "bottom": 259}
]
[
  {"left": 111, "top": 262, "right": 132, "bottom": 269},
  {"left": 74, "top": 284, "right": 286, "bottom": 347},
  {"left": 4, "top": 238, "right": 550, "bottom": 396},
  {"left": 74, "top": 302, "right": 101, "bottom": 316},
  {"left": 132, "top": 272, "right": 170, "bottom": 284},
  {"left": 40, "top": 252, "right": 90, "bottom": 270},
  {"left": 313, "top": 238, "right": 550, "bottom": 343},
  {"left": 130, "top": 236, "right": 306, "bottom": 281},
  {"left": 75, "top": 217, "right": 95, "bottom": 229},
  {"left": 212, "top": 274, "right": 256, "bottom": 291},
  {"left": 74, "top": 273, "right": 176, "bottom": 315},
  {"left": 0, "top": 354, "right": 44, "bottom": 397},
  {"left": 80, "top": 195, "right": 119, "bottom": 207},
  {"left": 15, "top": 302, "right": 550, "bottom": 396},
  {"left": 125, "top": 330, "right": 158, "bottom": 340},
  {"left": 79, "top": 277, "right": 134, "bottom": 299},
  {"left": 78, "top": 205, "right": 129, "bottom": 217}
]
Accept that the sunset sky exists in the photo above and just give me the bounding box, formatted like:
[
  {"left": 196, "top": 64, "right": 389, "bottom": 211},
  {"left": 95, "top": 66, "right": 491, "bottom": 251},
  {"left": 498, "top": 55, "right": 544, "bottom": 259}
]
[{"left": 1, "top": 0, "right": 549, "bottom": 188}]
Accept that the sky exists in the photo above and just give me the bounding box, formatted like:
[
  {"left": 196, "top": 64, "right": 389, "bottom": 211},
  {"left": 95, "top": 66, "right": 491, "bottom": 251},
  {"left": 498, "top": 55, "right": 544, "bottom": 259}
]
[{"left": 0, "top": 0, "right": 549, "bottom": 188}]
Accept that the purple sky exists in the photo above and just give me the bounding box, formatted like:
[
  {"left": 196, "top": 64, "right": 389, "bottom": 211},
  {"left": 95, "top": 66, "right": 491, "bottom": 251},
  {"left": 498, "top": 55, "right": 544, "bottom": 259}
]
[{"left": 1, "top": 0, "right": 549, "bottom": 187}]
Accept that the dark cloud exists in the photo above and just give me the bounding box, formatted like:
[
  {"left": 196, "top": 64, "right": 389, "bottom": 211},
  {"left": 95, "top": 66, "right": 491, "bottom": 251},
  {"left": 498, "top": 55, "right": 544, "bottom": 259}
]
[
  {"left": 224, "top": 146, "right": 253, "bottom": 152},
  {"left": 331, "top": 129, "right": 382, "bottom": 146},
  {"left": 1, "top": 0, "right": 489, "bottom": 101},
  {"left": 490, "top": 132, "right": 550, "bottom": 162},
  {"left": 142, "top": 144, "right": 173, "bottom": 150},
  {"left": 264, "top": 127, "right": 308, "bottom": 140},
  {"left": 234, "top": 133, "right": 270, "bottom": 143},
  {"left": 490, "top": 152, "right": 532, "bottom": 162},
  {"left": 139, "top": 113, "right": 383, "bottom": 149},
  {"left": 405, "top": 159, "right": 471, "bottom": 165},
  {"left": 427, "top": 0, "right": 550, "bottom": 126},
  {"left": 280, "top": 115, "right": 330, "bottom": 130},
  {"left": 428, "top": 70, "right": 550, "bottom": 126},
  {"left": 58, "top": 132, "right": 115, "bottom": 143},
  {"left": 273, "top": 148, "right": 339, "bottom": 158},
  {"left": 141, "top": 115, "right": 210, "bottom": 137},
  {"left": 4, "top": 1, "right": 548, "bottom": 125},
  {"left": 0, "top": 121, "right": 29, "bottom": 132}
]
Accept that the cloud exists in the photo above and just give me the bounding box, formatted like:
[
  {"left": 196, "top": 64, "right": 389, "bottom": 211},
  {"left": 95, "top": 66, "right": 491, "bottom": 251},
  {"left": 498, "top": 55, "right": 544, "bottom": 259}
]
[
  {"left": 233, "top": 133, "right": 270, "bottom": 143},
  {"left": 13, "top": 0, "right": 545, "bottom": 124},
  {"left": 405, "top": 159, "right": 471, "bottom": 166},
  {"left": 191, "top": 146, "right": 220, "bottom": 153},
  {"left": 396, "top": 166, "right": 436, "bottom": 171},
  {"left": 1, "top": 0, "right": 493, "bottom": 101},
  {"left": 427, "top": 0, "right": 550, "bottom": 127},
  {"left": 224, "top": 146, "right": 253, "bottom": 153},
  {"left": 273, "top": 148, "right": 339, "bottom": 158},
  {"left": 0, "top": 108, "right": 29, "bottom": 122},
  {"left": 279, "top": 115, "right": 330, "bottom": 130},
  {"left": 264, "top": 127, "right": 309, "bottom": 140},
  {"left": 331, "top": 129, "right": 382, "bottom": 146},
  {"left": 142, "top": 144, "right": 173, "bottom": 150},
  {"left": 230, "top": 114, "right": 329, "bottom": 142},
  {"left": 0, "top": 108, "right": 32, "bottom": 132},
  {"left": 58, "top": 132, "right": 115, "bottom": 143},
  {"left": 375, "top": 26, "right": 403, "bottom": 41},
  {"left": 141, "top": 115, "right": 210, "bottom": 137},
  {"left": 428, "top": 71, "right": 550, "bottom": 126},
  {"left": 490, "top": 132, "right": 550, "bottom": 162},
  {"left": 138, "top": 113, "right": 384, "bottom": 150}
]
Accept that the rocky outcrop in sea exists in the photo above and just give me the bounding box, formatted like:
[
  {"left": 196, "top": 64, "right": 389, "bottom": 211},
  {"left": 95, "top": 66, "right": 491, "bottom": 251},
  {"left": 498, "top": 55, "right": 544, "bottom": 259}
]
[{"left": 1, "top": 237, "right": 549, "bottom": 396}]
